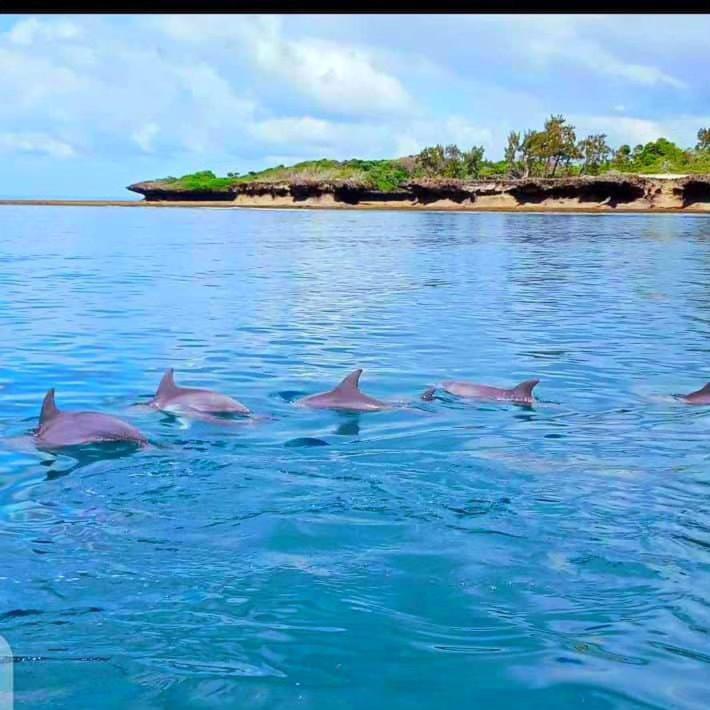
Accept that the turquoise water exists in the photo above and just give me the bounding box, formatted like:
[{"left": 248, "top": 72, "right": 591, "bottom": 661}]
[{"left": 1, "top": 206, "right": 709, "bottom": 709}]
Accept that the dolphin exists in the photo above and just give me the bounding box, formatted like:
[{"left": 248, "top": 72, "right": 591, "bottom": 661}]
[
  {"left": 422, "top": 378, "right": 540, "bottom": 405},
  {"left": 676, "top": 382, "right": 710, "bottom": 405},
  {"left": 149, "top": 368, "right": 250, "bottom": 417},
  {"left": 298, "top": 369, "right": 390, "bottom": 412},
  {"left": 35, "top": 389, "right": 148, "bottom": 449}
]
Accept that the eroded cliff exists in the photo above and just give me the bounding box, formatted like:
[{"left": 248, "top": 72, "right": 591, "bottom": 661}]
[{"left": 127, "top": 175, "right": 710, "bottom": 211}]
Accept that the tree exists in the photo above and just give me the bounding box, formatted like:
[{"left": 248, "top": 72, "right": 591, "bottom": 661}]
[
  {"left": 578, "top": 133, "right": 612, "bottom": 175},
  {"left": 696, "top": 128, "right": 710, "bottom": 152},
  {"left": 463, "top": 146, "right": 485, "bottom": 178},
  {"left": 519, "top": 130, "right": 540, "bottom": 177},
  {"left": 415, "top": 145, "right": 446, "bottom": 176},
  {"left": 415, "top": 143, "right": 486, "bottom": 179},
  {"left": 536, "top": 115, "right": 579, "bottom": 177},
  {"left": 634, "top": 138, "right": 687, "bottom": 172},
  {"left": 504, "top": 131, "right": 519, "bottom": 169},
  {"left": 508, "top": 117, "right": 579, "bottom": 178},
  {"left": 504, "top": 131, "right": 519, "bottom": 164},
  {"left": 614, "top": 143, "right": 631, "bottom": 170},
  {"left": 504, "top": 131, "right": 525, "bottom": 178},
  {"left": 443, "top": 144, "right": 464, "bottom": 178}
]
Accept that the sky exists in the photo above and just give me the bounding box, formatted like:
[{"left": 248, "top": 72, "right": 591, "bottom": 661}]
[{"left": 1, "top": 13, "right": 709, "bottom": 199}]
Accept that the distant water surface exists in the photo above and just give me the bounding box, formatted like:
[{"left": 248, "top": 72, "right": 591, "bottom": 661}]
[{"left": 1, "top": 207, "right": 709, "bottom": 709}]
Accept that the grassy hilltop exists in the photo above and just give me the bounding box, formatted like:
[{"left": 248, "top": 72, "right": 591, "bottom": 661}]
[
  {"left": 161, "top": 159, "right": 413, "bottom": 194},
  {"left": 151, "top": 117, "right": 710, "bottom": 194}
]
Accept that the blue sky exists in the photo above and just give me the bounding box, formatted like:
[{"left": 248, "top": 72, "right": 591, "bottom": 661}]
[{"left": 1, "top": 14, "right": 709, "bottom": 198}]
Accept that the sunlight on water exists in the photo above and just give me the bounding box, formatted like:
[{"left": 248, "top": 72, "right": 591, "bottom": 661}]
[{"left": 1, "top": 207, "right": 709, "bottom": 708}]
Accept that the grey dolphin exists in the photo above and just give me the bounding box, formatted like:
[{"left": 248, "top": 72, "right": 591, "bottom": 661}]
[
  {"left": 35, "top": 389, "right": 148, "bottom": 449},
  {"left": 299, "top": 369, "right": 390, "bottom": 412},
  {"left": 149, "top": 368, "right": 250, "bottom": 416},
  {"left": 422, "top": 378, "right": 540, "bottom": 405},
  {"left": 677, "top": 382, "right": 710, "bottom": 405}
]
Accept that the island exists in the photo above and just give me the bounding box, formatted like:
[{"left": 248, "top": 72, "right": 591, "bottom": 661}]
[
  {"left": 128, "top": 118, "right": 710, "bottom": 212},
  {"left": 127, "top": 172, "right": 710, "bottom": 212}
]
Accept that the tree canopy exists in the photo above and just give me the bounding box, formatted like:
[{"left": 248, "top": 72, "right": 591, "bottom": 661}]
[{"left": 160, "top": 115, "right": 710, "bottom": 193}]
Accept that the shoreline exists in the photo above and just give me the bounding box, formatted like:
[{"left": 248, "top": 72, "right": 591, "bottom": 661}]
[
  {"left": 125, "top": 174, "right": 710, "bottom": 213},
  {"left": 1, "top": 198, "right": 710, "bottom": 214}
]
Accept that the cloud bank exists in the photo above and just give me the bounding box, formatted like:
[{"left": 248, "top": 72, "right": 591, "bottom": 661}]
[{"left": 0, "top": 13, "right": 708, "bottom": 197}]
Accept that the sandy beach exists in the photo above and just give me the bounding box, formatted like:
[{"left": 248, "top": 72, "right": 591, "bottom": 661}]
[{"left": 1, "top": 197, "right": 709, "bottom": 213}]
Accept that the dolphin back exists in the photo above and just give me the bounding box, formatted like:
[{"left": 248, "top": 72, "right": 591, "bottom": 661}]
[
  {"left": 301, "top": 369, "right": 388, "bottom": 411},
  {"left": 36, "top": 410, "right": 148, "bottom": 448}
]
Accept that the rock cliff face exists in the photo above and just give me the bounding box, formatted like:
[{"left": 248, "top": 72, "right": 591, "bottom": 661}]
[
  {"left": 127, "top": 175, "right": 710, "bottom": 211},
  {"left": 677, "top": 178, "right": 710, "bottom": 206},
  {"left": 126, "top": 180, "right": 236, "bottom": 202}
]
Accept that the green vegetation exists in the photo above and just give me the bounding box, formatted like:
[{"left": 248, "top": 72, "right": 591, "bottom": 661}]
[
  {"left": 414, "top": 144, "right": 486, "bottom": 179},
  {"left": 610, "top": 135, "right": 710, "bottom": 174},
  {"left": 503, "top": 119, "right": 710, "bottom": 177},
  {"left": 163, "top": 159, "right": 410, "bottom": 193},
  {"left": 161, "top": 170, "right": 236, "bottom": 191},
  {"left": 158, "top": 120, "right": 710, "bottom": 193}
]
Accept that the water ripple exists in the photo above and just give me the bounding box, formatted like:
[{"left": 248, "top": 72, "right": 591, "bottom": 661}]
[{"left": 1, "top": 208, "right": 709, "bottom": 708}]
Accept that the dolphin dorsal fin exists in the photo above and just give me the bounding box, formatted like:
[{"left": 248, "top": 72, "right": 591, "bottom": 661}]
[
  {"left": 511, "top": 379, "right": 540, "bottom": 398},
  {"left": 334, "top": 369, "right": 363, "bottom": 393},
  {"left": 688, "top": 382, "right": 710, "bottom": 397},
  {"left": 40, "top": 388, "right": 59, "bottom": 425},
  {"left": 156, "top": 368, "right": 180, "bottom": 397}
]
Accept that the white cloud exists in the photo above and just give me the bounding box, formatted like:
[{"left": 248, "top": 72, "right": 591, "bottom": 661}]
[
  {"left": 590, "top": 47, "right": 685, "bottom": 89},
  {"left": 0, "top": 17, "right": 258, "bottom": 159},
  {"left": 250, "top": 116, "right": 335, "bottom": 146},
  {"left": 1, "top": 12, "right": 708, "bottom": 190},
  {"left": 573, "top": 114, "right": 710, "bottom": 148},
  {"left": 150, "top": 13, "right": 264, "bottom": 43},
  {"left": 131, "top": 123, "right": 159, "bottom": 153},
  {"left": 0, "top": 48, "right": 86, "bottom": 115},
  {"left": 532, "top": 39, "right": 684, "bottom": 89},
  {"left": 8, "top": 17, "right": 81, "bottom": 46},
  {"left": 252, "top": 37, "right": 412, "bottom": 117},
  {"left": 574, "top": 115, "right": 664, "bottom": 146},
  {"left": 153, "top": 15, "right": 413, "bottom": 117},
  {"left": 248, "top": 114, "right": 495, "bottom": 163},
  {"left": 440, "top": 116, "right": 493, "bottom": 149},
  {"left": 0, "top": 132, "right": 75, "bottom": 158},
  {"left": 174, "top": 62, "right": 255, "bottom": 119},
  {"left": 248, "top": 116, "right": 398, "bottom": 159},
  {"left": 506, "top": 15, "right": 686, "bottom": 89},
  {"left": 392, "top": 116, "right": 493, "bottom": 157}
]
